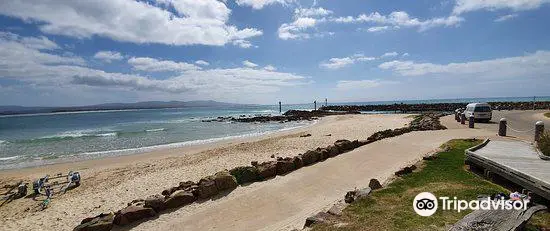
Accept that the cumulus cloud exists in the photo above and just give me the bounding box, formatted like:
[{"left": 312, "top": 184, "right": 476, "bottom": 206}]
[
  {"left": 0, "top": 0, "right": 262, "bottom": 47},
  {"left": 494, "top": 14, "right": 519, "bottom": 22},
  {"left": 242, "top": 60, "right": 259, "bottom": 68},
  {"left": 294, "top": 7, "right": 333, "bottom": 17},
  {"left": 235, "top": 0, "right": 295, "bottom": 9},
  {"left": 381, "top": 52, "right": 399, "bottom": 58},
  {"left": 128, "top": 57, "right": 201, "bottom": 72},
  {"left": 278, "top": 17, "right": 320, "bottom": 40},
  {"left": 0, "top": 32, "right": 309, "bottom": 98},
  {"left": 367, "top": 26, "right": 391, "bottom": 33},
  {"left": 320, "top": 54, "right": 376, "bottom": 70},
  {"left": 378, "top": 51, "right": 550, "bottom": 78},
  {"left": 452, "top": 0, "right": 550, "bottom": 15},
  {"left": 93, "top": 51, "right": 124, "bottom": 63},
  {"left": 195, "top": 60, "right": 210, "bottom": 66},
  {"left": 264, "top": 65, "right": 277, "bottom": 71},
  {"left": 336, "top": 79, "right": 399, "bottom": 90},
  {"left": 0, "top": 31, "right": 59, "bottom": 50}
]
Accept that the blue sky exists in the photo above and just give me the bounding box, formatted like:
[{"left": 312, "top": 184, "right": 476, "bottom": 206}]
[{"left": 0, "top": 0, "right": 549, "bottom": 106}]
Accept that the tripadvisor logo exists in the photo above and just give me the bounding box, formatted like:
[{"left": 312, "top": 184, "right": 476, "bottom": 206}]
[{"left": 413, "top": 192, "right": 528, "bottom": 217}]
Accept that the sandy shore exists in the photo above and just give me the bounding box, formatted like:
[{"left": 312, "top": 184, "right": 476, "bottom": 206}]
[{"left": 0, "top": 114, "right": 411, "bottom": 231}]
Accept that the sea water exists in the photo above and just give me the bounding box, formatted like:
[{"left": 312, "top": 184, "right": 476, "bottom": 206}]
[{"left": 0, "top": 96, "right": 548, "bottom": 169}]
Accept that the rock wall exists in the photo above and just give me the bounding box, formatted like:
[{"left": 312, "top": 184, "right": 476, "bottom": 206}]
[{"left": 321, "top": 101, "right": 550, "bottom": 112}]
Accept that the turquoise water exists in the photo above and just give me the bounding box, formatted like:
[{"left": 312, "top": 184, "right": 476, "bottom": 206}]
[{"left": 0, "top": 96, "right": 548, "bottom": 169}]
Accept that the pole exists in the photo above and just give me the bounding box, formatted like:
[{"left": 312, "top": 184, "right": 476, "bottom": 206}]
[
  {"left": 498, "top": 118, "right": 507, "bottom": 136},
  {"left": 314, "top": 101, "right": 317, "bottom": 111},
  {"left": 469, "top": 115, "right": 475, "bottom": 128},
  {"left": 325, "top": 98, "right": 327, "bottom": 107},
  {"left": 279, "top": 101, "right": 281, "bottom": 114},
  {"left": 533, "top": 96, "right": 536, "bottom": 110},
  {"left": 535, "top": 121, "right": 544, "bottom": 142}
]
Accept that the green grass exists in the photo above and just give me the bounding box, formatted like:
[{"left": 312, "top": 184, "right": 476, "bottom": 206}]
[
  {"left": 313, "top": 139, "right": 550, "bottom": 231},
  {"left": 538, "top": 131, "right": 550, "bottom": 156}
]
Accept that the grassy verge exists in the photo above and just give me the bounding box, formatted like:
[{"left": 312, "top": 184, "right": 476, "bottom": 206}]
[{"left": 313, "top": 139, "right": 550, "bottom": 231}]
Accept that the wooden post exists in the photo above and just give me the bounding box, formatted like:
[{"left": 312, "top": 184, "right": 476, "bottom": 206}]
[
  {"left": 314, "top": 101, "right": 317, "bottom": 111},
  {"left": 460, "top": 113, "right": 466, "bottom": 125},
  {"left": 279, "top": 101, "right": 281, "bottom": 114},
  {"left": 498, "top": 118, "right": 507, "bottom": 136},
  {"left": 325, "top": 98, "right": 327, "bottom": 107},
  {"left": 535, "top": 121, "right": 544, "bottom": 142},
  {"left": 533, "top": 96, "right": 536, "bottom": 111},
  {"left": 469, "top": 115, "right": 475, "bottom": 128}
]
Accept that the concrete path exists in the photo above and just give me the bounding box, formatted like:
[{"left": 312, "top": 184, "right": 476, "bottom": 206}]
[{"left": 132, "top": 128, "right": 494, "bottom": 231}]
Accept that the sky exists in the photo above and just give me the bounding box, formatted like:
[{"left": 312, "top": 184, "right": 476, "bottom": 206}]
[{"left": 0, "top": 0, "right": 549, "bottom": 106}]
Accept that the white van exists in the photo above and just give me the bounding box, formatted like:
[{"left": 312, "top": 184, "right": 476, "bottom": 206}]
[{"left": 464, "top": 103, "right": 492, "bottom": 122}]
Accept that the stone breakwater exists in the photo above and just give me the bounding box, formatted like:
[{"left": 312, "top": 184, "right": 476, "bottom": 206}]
[
  {"left": 320, "top": 101, "right": 550, "bottom": 112},
  {"left": 73, "top": 113, "right": 446, "bottom": 231},
  {"left": 201, "top": 110, "right": 360, "bottom": 123}
]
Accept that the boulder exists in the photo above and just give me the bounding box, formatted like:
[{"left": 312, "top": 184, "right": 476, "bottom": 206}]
[
  {"left": 300, "top": 133, "right": 312, "bottom": 137},
  {"left": 327, "top": 202, "right": 347, "bottom": 216},
  {"left": 316, "top": 148, "right": 330, "bottom": 160},
  {"left": 293, "top": 156, "right": 304, "bottom": 169},
  {"left": 351, "top": 140, "right": 361, "bottom": 149},
  {"left": 165, "top": 190, "right": 195, "bottom": 209},
  {"left": 334, "top": 140, "right": 353, "bottom": 152},
  {"left": 144, "top": 194, "right": 166, "bottom": 212},
  {"left": 302, "top": 150, "right": 320, "bottom": 165},
  {"left": 178, "top": 181, "right": 195, "bottom": 191},
  {"left": 395, "top": 166, "right": 414, "bottom": 176},
  {"left": 326, "top": 145, "right": 340, "bottom": 157},
  {"left": 197, "top": 177, "right": 218, "bottom": 199},
  {"left": 368, "top": 179, "right": 382, "bottom": 190},
  {"left": 161, "top": 186, "right": 179, "bottom": 197},
  {"left": 344, "top": 187, "right": 371, "bottom": 203},
  {"left": 257, "top": 161, "right": 277, "bottom": 180},
  {"left": 74, "top": 212, "right": 114, "bottom": 231},
  {"left": 229, "top": 166, "right": 260, "bottom": 184},
  {"left": 114, "top": 205, "right": 156, "bottom": 225},
  {"left": 304, "top": 212, "right": 332, "bottom": 228},
  {"left": 276, "top": 158, "right": 295, "bottom": 175},
  {"left": 213, "top": 170, "right": 238, "bottom": 191}
]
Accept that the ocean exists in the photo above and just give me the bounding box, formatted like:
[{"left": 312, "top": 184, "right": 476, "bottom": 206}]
[{"left": 1, "top": 96, "right": 548, "bottom": 169}]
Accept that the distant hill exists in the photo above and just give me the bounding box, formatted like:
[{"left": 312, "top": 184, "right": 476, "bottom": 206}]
[{"left": 0, "top": 100, "right": 247, "bottom": 115}]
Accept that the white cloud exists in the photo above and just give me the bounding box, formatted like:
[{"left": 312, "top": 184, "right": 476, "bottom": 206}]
[
  {"left": 332, "top": 11, "right": 464, "bottom": 32},
  {"left": 320, "top": 54, "right": 376, "bottom": 70},
  {"left": 336, "top": 79, "right": 398, "bottom": 90},
  {"left": 278, "top": 17, "right": 320, "bottom": 40},
  {"left": 242, "top": 60, "right": 259, "bottom": 68},
  {"left": 264, "top": 65, "right": 277, "bottom": 71},
  {"left": 294, "top": 7, "right": 333, "bottom": 17},
  {"left": 0, "top": 32, "right": 309, "bottom": 98},
  {"left": 0, "top": 0, "right": 262, "bottom": 47},
  {"left": 381, "top": 52, "right": 399, "bottom": 58},
  {"left": 128, "top": 57, "right": 200, "bottom": 72},
  {"left": 195, "top": 60, "right": 210, "bottom": 66},
  {"left": 367, "top": 26, "right": 390, "bottom": 32},
  {"left": 235, "top": 0, "right": 295, "bottom": 9},
  {"left": 494, "top": 14, "right": 519, "bottom": 22},
  {"left": 402, "top": 53, "right": 410, "bottom": 57},
  {"left": 378, "top": 51, "right": 550, "bottom": 78},
  {"left": 0, "top": 31, "right": 59, "bottom": 50},
  {"left": 453, "top": 0, "right": 550, "bottom": 15},
  {"left": 93, "top": 51, "right": 124, "bottom": 63}
]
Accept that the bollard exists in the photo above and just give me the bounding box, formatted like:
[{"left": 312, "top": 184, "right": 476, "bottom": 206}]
[
  {"left": 498, "top": 118, "right": 507, "bottom": 136},
  {"left": 535, "top": 121, "right": 544, "bottom": 142},
  {"left": 460, "top": 113, "right": 466, "bottom": 125},
  {"left": 455, "top": 109, "right": 460, "bottom": 122},
  {"left": 469, "top": 115, "right": 475, "bottom": 128}
]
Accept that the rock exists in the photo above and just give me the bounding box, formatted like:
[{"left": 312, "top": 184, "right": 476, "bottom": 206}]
[
  {"left": 395, "top": 166, "right": 414, "bottom": 176},
  {"left": 368, "top": 179, "right": 382, "bottom": 190},
  {"left": 197, "top": 177, "right": 218, "bottom": 199},
  {"left": 229, "top": 166, "right": 260, "bottom": 184},
  {"left": 351, "top": 140, "right": 361, "bottom": 149},
  {"left": 293, "top": 156, "right": 303, "bottom": 169},
  {"left": 327, "top": 202, "right": 347, "bottom": 216},
  {"left": 409, "top": 165, "right": 417, "bottom": 171},
  {"left": 316, "top": 148, "right": 330, "bottom": 161},
  {"left": 302, "top": 150, "right": 320, "bottom": 165},
  {"left": 251, "top": 161, "right": 258, "bottom": 166},
  {"left": 326, "top": 145, "right": 340, "bottom": 157},
  {"left": 164, "top": 190, "right": 195, "bottom": 209},
  {"left": 257, "top": 161, "right": 277, "bottom": 180},
  {"left": 344, "top": 187, "right": 371, "bottom": 203},
  {"left": 423, "top": 155, "right": 437, "bottom": 160},
  {"left": 127, "top": 199, "right": 145, "bottom": 207},
  {"left": 276, "top": 158, "right": 295, "bottom": 175},
  {"left": 144, "top": 194, "right": 166, "bottom": 212},
  {"left": 161, "top": 187, "right": 179, "bottom": 197},
  {"left": 74, "top": 212, "right": 114, "bottom": 231},
  {"left": 304, "top": 212, "right": 332, "bottom": 227},
  {"left": 178, "top": 181, "right": 195, "bottom": 191},
  {"left": 213, "top": 170, "right": 238, "bottom": 191},
  {"left": 270, "top": 154, "right": 275, "bottom": 158},
  {"left": 334, "top": 140, "right": 353, "bottom": 152},
  {"left": 114, "top": 205, "right": 156, "bottom": 225},
  {"left": 325, "top": 134, "right": 332, "bottom": 136},
  {"left": 300, "top": 133, "right": 312, "bottom": 137}
]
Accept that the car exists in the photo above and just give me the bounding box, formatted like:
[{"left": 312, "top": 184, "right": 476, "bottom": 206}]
[{"left": 464, "top": 103, "right": 492, "bottom": 123}]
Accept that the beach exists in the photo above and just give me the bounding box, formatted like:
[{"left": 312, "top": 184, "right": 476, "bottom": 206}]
[{"left": 0, "top": 114, "right": 411, "bottom": 231}]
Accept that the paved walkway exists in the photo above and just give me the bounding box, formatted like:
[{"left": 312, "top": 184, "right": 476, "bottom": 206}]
[{"left": 131, "top": 129, "right": 494, "bottom": 231}]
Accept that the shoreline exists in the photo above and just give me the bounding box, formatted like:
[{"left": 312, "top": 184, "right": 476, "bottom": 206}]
[{"left": 0, "top": 120, "right": 316, "bottom": 172}]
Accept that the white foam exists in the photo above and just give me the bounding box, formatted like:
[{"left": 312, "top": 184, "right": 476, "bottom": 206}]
[
  {"left": 0, "top": 155, "right": 20, "bottom": 161},
  {"left": 145, "top": 128, "right": 166, "bottom": 132}
]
